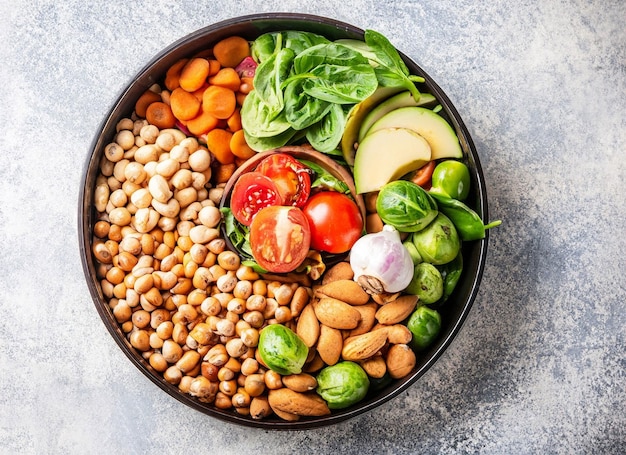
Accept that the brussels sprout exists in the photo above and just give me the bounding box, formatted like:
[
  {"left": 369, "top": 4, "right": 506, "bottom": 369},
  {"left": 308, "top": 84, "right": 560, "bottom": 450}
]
[
  {"left": 411, "top": 213, "right": 460, "bottom": 265},
  {"left": 258, "top": 324, "right": 308, "bottom": 375},
  {"left": 407, "top": 306, "right": 442, "bottom": 351},
  {"left": 316, "top": 361, "right": 370, "bottom": 409},
  {"left": 403, "top": 238, "right": 422, "bottom": 265},
  {"left": 376, "top": 180, "right": 438, "bottom": 232},
  {"left": 405, "top": 263, "right": 444, "bottom": 304},
  {"left": 437, "top": 251, "right": 463, "bottom": 303}
]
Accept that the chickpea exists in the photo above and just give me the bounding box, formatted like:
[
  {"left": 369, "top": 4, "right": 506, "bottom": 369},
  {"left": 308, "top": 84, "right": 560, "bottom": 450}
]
[
  {"left": 105, "top": 142, "right": 125, "bottom": 162},
  {"left": 176, "top": 350, "right": 200, "bottom": 373},
  {"left": 240, "top": 328, "right": 259, "bottom": 348},
  {"left": 242, "top": 311, "right": 264, "bottom": 328},
  {"left": 188, "top": 148, "right": 211, "bottom": 172},
  {"left": 163, "top": 366, "right": 182, "bottom": 385},
  {"left": 217, "top": 251, "right": 240, "bottom": 271},
  {"left": 219, "top": 379, "right": 238, "bottom": 396},
  {"left": 232, "top": 389, "right": 251, "bottom": 408},
  {"left": 198, "top": 205, "right": 221, "bottom": 228},
  {"left": 156, "top": 321, "right": 174, "bottom": 340},
  {"left": 116, "top": 130, "right": 135, "bottom": 151},
  {"left": 129, "top": 330, "right": 150, "bottom": 351},
  {"left": 205, "top": 344, "right": 229, "bottom": 366},
  {"left": 216, "top": 271, "right": 237, "bottom": 293},
  {"left": 214, "top": 392, "right": 233, "bottom": 409},
  {"left": 112, "top": 300, "right": 132, "bottom": 323},
  {"left": 264, "top": 370, "right": 283, "bottom": 390},
  {"left": 131, "top": 309, "right": 151, "bottom": 329},
  {"left": 149, "top": 352, "right": 168, "bottom": 372}
]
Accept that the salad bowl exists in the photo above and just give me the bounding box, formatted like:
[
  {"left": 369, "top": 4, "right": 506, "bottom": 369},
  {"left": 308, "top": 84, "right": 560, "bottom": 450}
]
[{"left": 78, "top": 13, "right": 490, "bottom": 428}]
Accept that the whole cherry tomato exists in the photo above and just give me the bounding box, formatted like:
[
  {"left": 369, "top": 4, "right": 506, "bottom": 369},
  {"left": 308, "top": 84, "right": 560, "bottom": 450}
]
[
  {"left": 249, "top": 205, "right": 311, "bottom": 273},
  {"left": 302, "top": 191, "right": 363, "bottom": 254},
  {"left": 256, "top": 153, "right": 311, "bottom": 207},
  {"left": 230, "top": 172, "right": 283, "bottom": 226}
]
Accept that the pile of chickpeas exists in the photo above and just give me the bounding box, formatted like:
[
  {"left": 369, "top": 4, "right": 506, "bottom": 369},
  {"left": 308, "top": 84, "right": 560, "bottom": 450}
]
[{"left": 91, "top": 83, "right": 323, "bottom": 420}]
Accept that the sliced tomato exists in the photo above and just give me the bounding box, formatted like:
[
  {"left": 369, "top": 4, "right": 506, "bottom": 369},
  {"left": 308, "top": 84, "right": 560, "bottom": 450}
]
[
  {"left": 410, "top": 160, "right": 436, "bottom": 189},
  {"left": 302, "top": 191, "right": 363, "bottom": 254},
  {"left": 230, "top": 172, "right": 283, "bottom": 226},
  {"left": 249, "top": 205, "right": 311, "bottom": 273},
  {"left": 256, "top": 153, "right": 311, "bottom": 207}
]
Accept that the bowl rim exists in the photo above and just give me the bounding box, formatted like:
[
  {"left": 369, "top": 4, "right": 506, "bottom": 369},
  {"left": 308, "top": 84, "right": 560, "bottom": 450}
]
[{"left": 78, "top": 12, "right": 489, "bottom": 429}]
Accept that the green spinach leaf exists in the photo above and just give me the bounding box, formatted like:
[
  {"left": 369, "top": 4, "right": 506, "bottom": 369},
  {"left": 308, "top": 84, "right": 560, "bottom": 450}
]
[
  {"left": 303, "top": 63, "right": 377, "bottom": 104},
  {"left": 306, "top": 103, "right": 348, "bottom": 153}
]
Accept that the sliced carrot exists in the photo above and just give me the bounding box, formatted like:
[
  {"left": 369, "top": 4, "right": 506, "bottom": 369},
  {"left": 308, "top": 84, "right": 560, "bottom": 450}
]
[
  {"left": 165, "top": 58, "right": 189, "bottom": 91},
  {"left": 226, "top": 108, "right": 242, "bottom": 131},
  {"left": 235, "top": 92, "right": 247, "bottom": 107},
  {"left": 208, "top": 67, "right": 241, "bottom": 91},
  {"left": 208, "top": 59, "right": 221, "bottom": 76},
  {"left": 212, "top": 36, "right": 251, "bottom": 68},
  {"left": 170, "top": 87, "right": 201, "bottom": 121},
  {"left": 135, "top": 90, "right": 162, "bottom": 118},
  {"left": 186, "top": 109, "right": 219, "bottom": 136},
  {"left": 145, "top": 102, "right": 176, "bottom": 129},
  {"left": 230, "top": 129, "right": 256, "bottom": 160},
  {"left": 191, "top": 83, "right": 209, "bottom": 102},
  {"left": 202, "top": 85, "right": 236, "bottom": 120},
  {"left": 179, "top": 58, "right": 210, "bottom": 92},
  {"left": 206, "top": 128, "right": 234, "bottom": 164}
]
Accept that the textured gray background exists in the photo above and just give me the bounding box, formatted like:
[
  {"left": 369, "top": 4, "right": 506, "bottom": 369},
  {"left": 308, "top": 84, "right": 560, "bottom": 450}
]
[{"left": 1, "top": 1, "right": 624, "bottom": 454}]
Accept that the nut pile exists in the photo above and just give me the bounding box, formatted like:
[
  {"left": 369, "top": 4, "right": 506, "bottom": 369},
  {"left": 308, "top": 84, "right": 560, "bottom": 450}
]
[{"left": 91, "top": 87, "right": 420, "bottom": 423}]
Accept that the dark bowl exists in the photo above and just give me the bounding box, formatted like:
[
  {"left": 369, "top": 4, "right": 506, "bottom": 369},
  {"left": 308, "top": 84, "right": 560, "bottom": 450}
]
[{"left": 78, "top": 13, "right": 490, "bottom": 429}]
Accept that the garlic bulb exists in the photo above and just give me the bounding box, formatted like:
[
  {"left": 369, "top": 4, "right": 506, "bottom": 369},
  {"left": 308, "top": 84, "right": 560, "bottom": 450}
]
[{"left": 349, "top": 225, "right": 414, "bottom": 294}]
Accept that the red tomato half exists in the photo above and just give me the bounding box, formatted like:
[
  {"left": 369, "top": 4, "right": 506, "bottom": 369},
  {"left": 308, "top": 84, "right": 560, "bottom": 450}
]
[
  {"left": 249, "top": 205, "right": 311, "bottom": 273},
  {"left": 256, "top": 153, "right": 311, "bottom": 207},
  {"left": 302, "top": 192, "right": 363, "bottom": 254},
  {"left": 230, "top": 172, "right": 283, "bottom": 226}
]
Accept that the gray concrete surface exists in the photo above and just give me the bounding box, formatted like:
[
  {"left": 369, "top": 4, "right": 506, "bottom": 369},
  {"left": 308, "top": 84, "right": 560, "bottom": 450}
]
[{"left": 1, "top": 1, "right": 624, "bottom": 453}]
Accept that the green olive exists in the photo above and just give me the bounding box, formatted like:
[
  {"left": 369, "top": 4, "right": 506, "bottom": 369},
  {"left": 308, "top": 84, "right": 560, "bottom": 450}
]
[{"left": 430, "top": 160, "right": 470, "bottom": 201}]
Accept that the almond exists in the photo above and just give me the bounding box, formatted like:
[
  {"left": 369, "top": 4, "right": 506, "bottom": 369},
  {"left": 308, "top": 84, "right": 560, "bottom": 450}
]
[
  {"left": 296, "top": 303, "right": 320, "bottom": 347},
  {"left": 385, "top": 343, "right": 416, "bottom": 379},
  {"left": 315, "top": 279, "right": 370, "bottom": 305},
  {"left": 386, "top": 324, "right": 413, "bottom": 345},
  {"left": 359, "top": 355, "right": 387, "bottom": 378},
  {"left": 316, "top": 324, "right": 343, "bottom": 366},
  {"left": 341, "top": 329, "right": 389, "bottom": 361},
  {"left": 282, "top": 373, "right": 318, "bottom": 392},
  {"left": 290, "top": 286, "right": 311, "bottom": 318},
  {"left": 347, "top": 302, "right": 378, "bottom": 337},
  {"left": 313, "top": 297, "right": 360, "bottom": 330},
  {"left": 268, "top": 388, "right": 331, "bottom": 416},
  {"left": 375, "top": 295, "right": 418, "bottom": 325},
  {"left": 321, "top": 261, "right": 354, "bottom": 284}
]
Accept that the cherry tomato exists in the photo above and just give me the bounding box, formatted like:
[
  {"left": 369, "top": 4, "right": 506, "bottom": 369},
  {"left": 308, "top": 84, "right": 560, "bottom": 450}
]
[
  {"left": 410, "top": 160, "right": 436, "bottom": 189},
  {"left": 302, "top": 191, "right": 363, "bottom": 254},
  {"left": 230, "top": 172, "right": 283, "bottom": 226},
  {"left": 256, "top": 153, "right": 311, "bottom": 207},
  {"left": 249, "top": 205, "right": 312, "bottom": 273}
]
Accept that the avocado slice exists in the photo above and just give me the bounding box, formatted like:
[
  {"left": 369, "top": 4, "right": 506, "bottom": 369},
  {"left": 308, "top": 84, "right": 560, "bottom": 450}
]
[
  {"left": 341, "top": 86, "right": 403, "bottom": 165},
  {"left": 358, "top": 91, "right": 437, "bottom": 141},
  {"left": 353, "top": 127, "right": 432, "bottom": 194},
  {"left": 365, "top": 106, "right": 462, "bottom": 160}
]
